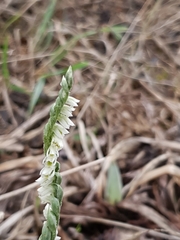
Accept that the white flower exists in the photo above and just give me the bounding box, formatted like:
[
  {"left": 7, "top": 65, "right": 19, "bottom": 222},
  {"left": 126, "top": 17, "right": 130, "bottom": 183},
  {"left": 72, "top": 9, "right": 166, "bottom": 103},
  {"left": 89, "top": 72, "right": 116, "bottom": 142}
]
[
  {"left": 57, "top": 115, "right": 74, "bottom": 129},
  {"left": 37, "top": 186, "right": 53, "bottom": 203},
  {"left": 66, "top": 96, "right": 79, "bottom": 107}
]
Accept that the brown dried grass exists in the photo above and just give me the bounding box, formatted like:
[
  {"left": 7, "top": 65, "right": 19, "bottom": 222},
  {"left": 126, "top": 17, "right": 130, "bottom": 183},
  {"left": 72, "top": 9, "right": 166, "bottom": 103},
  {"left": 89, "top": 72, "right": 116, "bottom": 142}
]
[{"left": 1, "top": 0, "right": 180, "bottom": 239}]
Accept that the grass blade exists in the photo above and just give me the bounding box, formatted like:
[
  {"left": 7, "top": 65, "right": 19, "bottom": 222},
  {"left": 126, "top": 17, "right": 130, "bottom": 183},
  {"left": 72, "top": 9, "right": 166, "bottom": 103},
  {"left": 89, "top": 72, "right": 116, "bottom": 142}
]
[
  {"left": 49, "top": 31, "right": 96, "bottom": 67},
  {"left": 105, "top": 162, "right": 123, "bottom": 204},
  {"left": 35, "top": 0, "right": 57, "bottom": 48},
  {"left": 9, "top": 84, "right": 27, "bottom": 94},
  {"left": 42, "top": 62, "right": 89, "bottom": 78},
  {"left": 28, "top": 78, "right": 45, "bottom": 115}
]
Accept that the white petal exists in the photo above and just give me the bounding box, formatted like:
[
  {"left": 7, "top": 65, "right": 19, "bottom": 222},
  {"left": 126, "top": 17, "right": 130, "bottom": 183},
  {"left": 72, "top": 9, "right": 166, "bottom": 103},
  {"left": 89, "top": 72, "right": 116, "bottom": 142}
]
[
  {"left": 54, "top": 125, "right": 64, "bottom": 139},
  {"left": 66, "top": 96, "right": 79, "bottom": 107},
  {"left": 47, "top": 145, "right": 59, "bottom": 158},
  {"left": 38, "top": 185, "right": 52, "bottom": 194},
  {"left": 41, "top": 195, "right": 52, "bottom": 204},
  {"left": 58, "top": 115, "right": 74, "bottom": 129},
  {"left": 61, "top": 110, "right": 72, "bottom": 117},
  {"left": 63, "top": 104, "right": 75, "bottom": 112},
  {"left": 61, "top": 106, "right": 73, "bottom": 117},
  {"left": 41, "top": 167, "right": 54, "bottom": 175},
  {"left": 55, "top": 236, "right": 61, "bottom": 240},
  {"left": 55, "top": 123, "right": 69, "bottom": 135},
  {"left": 51, "top": 136, "right": 63, "bottom": 150},
  {"left": 36, "top": 176, "right": 44, "bottom": 184},
  {"left": 43, "top": 203, "right": 51, "bottom": 219},
  {"left": 58, "top": 117, "right": 69, "bottom": 129},
  {"left": 37, "top": 178, "right": 52, "bottom": 188}
]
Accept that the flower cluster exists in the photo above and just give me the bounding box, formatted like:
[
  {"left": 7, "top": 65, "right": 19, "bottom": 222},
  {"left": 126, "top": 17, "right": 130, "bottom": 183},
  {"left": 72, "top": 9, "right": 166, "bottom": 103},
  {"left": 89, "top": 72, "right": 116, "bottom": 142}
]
[
  {"left": 36, "top": 96, "right": 79, "bottom": 204},
  {"left": 36, "top": 67, "right": 79, "bottom": 240}
]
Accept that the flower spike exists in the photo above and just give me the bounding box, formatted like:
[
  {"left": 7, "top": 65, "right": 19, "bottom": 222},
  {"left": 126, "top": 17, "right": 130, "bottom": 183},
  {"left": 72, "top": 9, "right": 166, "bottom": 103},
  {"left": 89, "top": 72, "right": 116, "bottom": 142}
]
[{"left": 37, "top": 66, "right": 79, "bottom": 240}]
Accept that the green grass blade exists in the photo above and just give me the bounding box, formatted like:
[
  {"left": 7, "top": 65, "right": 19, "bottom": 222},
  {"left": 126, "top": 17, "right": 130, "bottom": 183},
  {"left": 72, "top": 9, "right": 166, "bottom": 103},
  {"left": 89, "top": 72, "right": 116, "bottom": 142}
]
[
  {"left": 71, "top": 61, "right": 89, "bottom": 71},
  {"left": 28, "top": 78, "right": 45, "bottom": 115},
  {"left": 105, "top": 162, "right": 123, "bottom": 204},
  {"left": 101, "top": 25, "right": 127, "bottom": 34},
  {"left": 35, "top": 0, "right": 57, "bottom": 47},
  {"left": 4, "top": 1, "right": 39, "bottom": 31},
  {"left": 41, "top": 22, "right": 54, "bottom": 51},
  {"left": 42, "top": 62, "right": 89, "bottom": 78},
  {"left": 9, "top": 84, "right": 27, "bottom": 94},
  {"left": 49, "top": 31, "right": 96, "bottom": 67},
  {"left": 101, "top": 25, "right": 127, "bottom": 41}
]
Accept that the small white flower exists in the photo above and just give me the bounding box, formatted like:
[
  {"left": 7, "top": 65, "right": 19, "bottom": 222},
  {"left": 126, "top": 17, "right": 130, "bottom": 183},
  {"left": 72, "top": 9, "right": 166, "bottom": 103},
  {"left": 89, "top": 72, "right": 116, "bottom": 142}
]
[
  {"left": 66, "top": 96, "right": 79, "bottom": 106},
  {"left": 41, "top": 166, "right": 54, "bottom": 175},
  {"left": 36, "top": 177, "right": 51, "bottom": 188},
  {"left": 47, "top": 145, "right": 60, "bottom": 158},
  {"left": 58, "top": 115, "right": 74, "bottom": 129},
  {"left": 37, "top": 185, "right": 53, "bottom": 203},
  {"left": 61, "top": 106, "right": 73, "bottom": 117},
  {"left": 54, "top": 123, "right": 69, "bottom": 136}
]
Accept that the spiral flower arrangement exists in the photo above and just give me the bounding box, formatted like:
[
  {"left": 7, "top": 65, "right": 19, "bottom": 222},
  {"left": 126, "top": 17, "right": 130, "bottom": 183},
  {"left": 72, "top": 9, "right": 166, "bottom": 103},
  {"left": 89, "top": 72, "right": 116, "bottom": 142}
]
[{"left": 36, "top": 66, "right": 79, "bottom": 240}]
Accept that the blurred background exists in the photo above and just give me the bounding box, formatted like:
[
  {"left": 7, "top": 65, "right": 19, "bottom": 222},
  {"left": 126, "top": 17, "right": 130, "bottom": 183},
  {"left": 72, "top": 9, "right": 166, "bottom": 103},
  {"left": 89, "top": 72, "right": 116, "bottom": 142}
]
[{"left": 0, "top": 0, "right": 180, "bottom": 239}]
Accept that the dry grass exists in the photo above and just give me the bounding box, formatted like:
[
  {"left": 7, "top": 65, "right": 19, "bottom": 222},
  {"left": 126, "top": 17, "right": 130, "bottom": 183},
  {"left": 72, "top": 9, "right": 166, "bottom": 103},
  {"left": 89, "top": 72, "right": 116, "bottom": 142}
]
[{"left": 1, "top": 0, "right": 180, "bottom": 239}]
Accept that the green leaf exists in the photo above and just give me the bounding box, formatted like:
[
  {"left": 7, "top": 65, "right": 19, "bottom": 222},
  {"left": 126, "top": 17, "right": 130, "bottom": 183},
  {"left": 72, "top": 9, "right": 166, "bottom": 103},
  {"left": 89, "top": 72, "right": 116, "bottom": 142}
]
[
  {"left": 28, "top": 78, "right": 45, "bottom": 115},
  {"left": 105, "top": 162, "right": 123, "bottom": 204},
  {"left": 71, "top": 61, "right": 89, "bottom": 71}
]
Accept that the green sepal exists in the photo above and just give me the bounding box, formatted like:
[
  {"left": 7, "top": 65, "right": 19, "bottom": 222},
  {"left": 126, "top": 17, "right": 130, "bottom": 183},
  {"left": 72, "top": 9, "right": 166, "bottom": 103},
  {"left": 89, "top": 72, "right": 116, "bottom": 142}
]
[
  {"left": 65, "top": 66, "right": 73, "bottom": 89},
  {"left": 61, "top": 76, "right": 69, "bottom": 92},
  {"left": 47, "top": 210, "right": 57, "bottom": 235},
  {"left": 55, "top": 162, "right": 60, "bottom": 172},
  {"left": 51, "top": 197, "right": 60, "bottom": 222},
  {"left": 39, "top": 221, "right": 52, "bottom": 240},
  {"left": 52, "top": 183, "right": 63, "bottom": 204},
  {"left": 56, "top": 173, "right": 62, "bottom": 185}
]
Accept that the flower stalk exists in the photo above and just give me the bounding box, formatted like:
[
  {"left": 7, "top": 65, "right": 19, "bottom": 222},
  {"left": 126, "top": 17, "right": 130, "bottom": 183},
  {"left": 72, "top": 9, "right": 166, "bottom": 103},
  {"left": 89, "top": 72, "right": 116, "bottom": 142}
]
[{"left": 36, "top": 66, "right": 79, "bottom": 240}]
